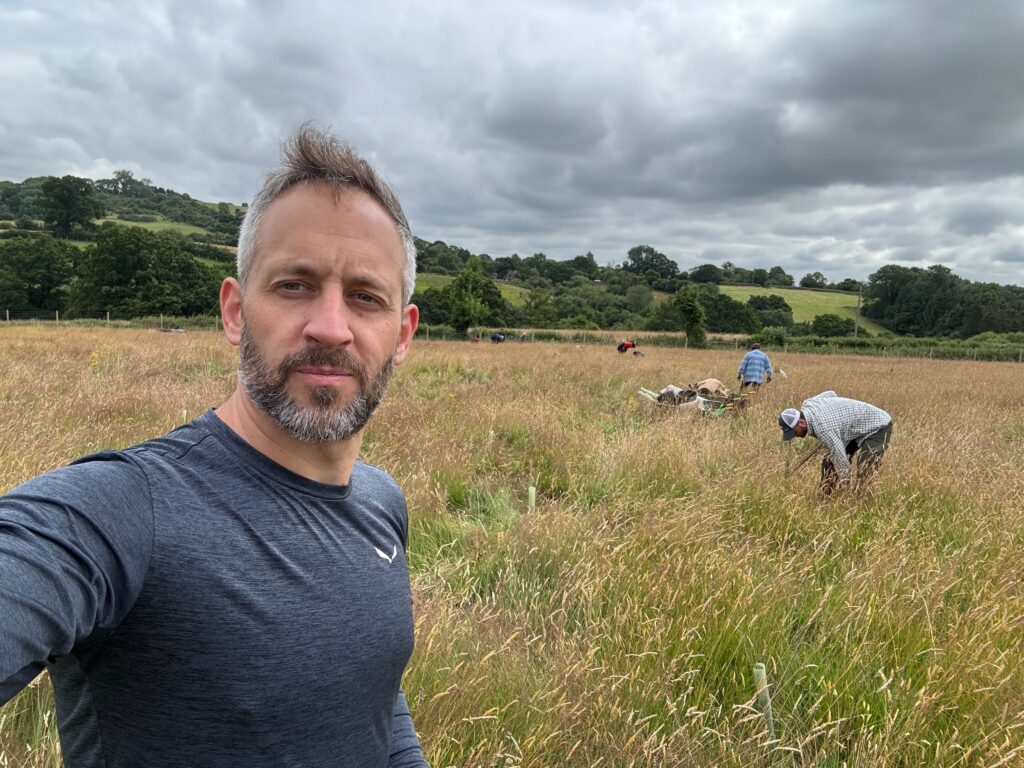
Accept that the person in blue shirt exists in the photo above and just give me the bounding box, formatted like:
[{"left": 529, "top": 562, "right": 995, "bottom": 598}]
[{"left": 737, "top": 342, "right": 773, "bottom": 390}]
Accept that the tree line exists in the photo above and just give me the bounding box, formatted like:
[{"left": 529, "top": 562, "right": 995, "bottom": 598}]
[
  {"left": 1, "top": 174, "right": 1020, "bottom": 340},
  {"left": 0, "top": 172, "right": 243, "bottom": 245},
  {"left": 0, "top": 227, "right": 226, "bottom": 316}
]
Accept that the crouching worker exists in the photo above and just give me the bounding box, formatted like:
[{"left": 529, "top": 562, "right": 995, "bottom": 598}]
[{"left": 779, "top": 391, "right": 893, "bottom": 497}]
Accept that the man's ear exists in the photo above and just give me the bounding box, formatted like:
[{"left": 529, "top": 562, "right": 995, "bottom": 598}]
[
  {"left": 220, "top": 277, "right": 243, "bottom": 346},
  {"left": 393, "top": 303, "right": 419, "bottom": 366}
]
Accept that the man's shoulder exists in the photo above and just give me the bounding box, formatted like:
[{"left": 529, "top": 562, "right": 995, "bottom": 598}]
[
  {"left": 15, "top": 450, "right": 149, "bottom": 503},
  {"left": 803, "top": 390, "right": 838, "bottom": 405},
  {"left": 351, "top": 460, "right": 403, "bottom": 496},
  {"left": 122, "top": 413, "right": 219, "bottom": 461},
  {"left": 60, "top": 412, "right": 222, "bottom": 491}
]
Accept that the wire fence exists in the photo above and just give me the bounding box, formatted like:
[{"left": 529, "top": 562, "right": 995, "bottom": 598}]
[
  {"left": 0, "top": 310, "right": 221, "bottom": 330},
  {"left": 2, "top": 315, "right": 1021, "bottom": 363}
]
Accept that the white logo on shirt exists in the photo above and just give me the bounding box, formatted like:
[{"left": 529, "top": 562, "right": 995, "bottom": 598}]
[{"left": 374, "top": 545, "right": 398, "bottom": 564}]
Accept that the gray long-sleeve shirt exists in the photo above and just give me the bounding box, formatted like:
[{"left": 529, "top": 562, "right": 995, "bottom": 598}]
[{"left": 0, "top": 410, "right": 428, "bottom": 767}]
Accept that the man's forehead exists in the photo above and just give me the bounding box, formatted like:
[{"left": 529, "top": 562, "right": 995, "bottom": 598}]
[{"left": 251, "top": 184, "right": 404, "bottom": 268}]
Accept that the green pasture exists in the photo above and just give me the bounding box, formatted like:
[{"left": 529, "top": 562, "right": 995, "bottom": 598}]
[
  {"left": 415, "top": 272, "right": 531, "bottom": 307},
  {"left": 717, "top": 285, "right": 884, "bottom": 333},
  {"left": 98, "top": 216, "right": 209, "bottom": 236}
]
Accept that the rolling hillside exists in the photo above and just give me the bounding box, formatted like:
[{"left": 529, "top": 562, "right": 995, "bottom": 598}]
[
  {"left": 717, "top": 285, "right": 884, "bottom": 334},
  {"left": 414, "top": 272, "right": 531, "bottom": 307}
]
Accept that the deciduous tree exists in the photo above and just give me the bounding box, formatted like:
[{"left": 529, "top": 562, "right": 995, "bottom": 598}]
[{"left": 39, "top": 175, "right": 103, "bottom": 238}]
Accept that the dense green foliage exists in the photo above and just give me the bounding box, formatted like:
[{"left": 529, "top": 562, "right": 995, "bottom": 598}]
[
  {"left": 0, "top": 235, "right": 77, "bottom": 311},
  {"left": 694, "top": 286, "right": 761, "bottom": 333},
  {"left": 811, "top": 313, "right": 856, "bottom": 337},
  {"left": 0, "top": 228, "right": 229, "bottom": 318},
  {"left": 864, "top": 264, "right": 1024, "bottom": 338},
  {"left": 69, "top": 224, "right": 223, "bottom": 316},
  {"left": 1, "top": 172, "right": 243, "bottom": 246},
  {"left": 3, "top": 175, "right": 1021, "bottom": 341},
  {"left": 39, "top": 176, "right": 104, "bottom": 239},
  {"left": 645, "top": 286, "right": 707, "bottom": 346}
]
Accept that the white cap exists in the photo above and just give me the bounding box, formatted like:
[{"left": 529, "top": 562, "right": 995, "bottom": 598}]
[{"left": 779, "top": 408, "right": 801, "bottom": 440}]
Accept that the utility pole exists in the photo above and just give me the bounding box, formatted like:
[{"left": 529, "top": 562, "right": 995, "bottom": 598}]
[{"left": 854, "top": 285, "right": 862, "bottom": 337}]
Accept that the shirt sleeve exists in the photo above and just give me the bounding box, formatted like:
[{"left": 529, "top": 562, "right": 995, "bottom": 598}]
[
  {"left": 388, "top": 687, "right": 429, "bottom": 767},
  {"left": 0, "top": 455, "right": 153, "bottom": 704},
  {"left": 817, "top": 431, "right": 852, "bottom": 478}
]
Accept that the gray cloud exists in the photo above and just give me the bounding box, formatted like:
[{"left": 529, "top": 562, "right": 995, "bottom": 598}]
[{"left": 1, "top": 0, "right": 1022, "bottom": 285}]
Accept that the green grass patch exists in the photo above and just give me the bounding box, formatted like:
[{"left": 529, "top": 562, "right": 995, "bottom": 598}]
[
  {"left": 718, "top": 285, "right": 885, "bottom": 334},
  {"left": 415, "top": 273, "right": 531, "bottom": 307},
  {"left": 98, "top": 216, "right": 209, "bottom": 236}
]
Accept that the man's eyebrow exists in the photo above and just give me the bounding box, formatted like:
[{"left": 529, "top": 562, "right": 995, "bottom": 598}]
[{"left": 264, "top": 263, "right": 321, "bottom": 281}]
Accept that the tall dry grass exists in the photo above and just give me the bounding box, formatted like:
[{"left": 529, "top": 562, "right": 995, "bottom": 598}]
[{"left": 1, "top": 327, "right": 1023, "bottom": 766}]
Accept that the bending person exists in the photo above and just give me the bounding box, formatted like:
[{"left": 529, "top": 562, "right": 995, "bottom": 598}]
[{"left": 779, "top": 391, "right": 893, "bottom": 497}]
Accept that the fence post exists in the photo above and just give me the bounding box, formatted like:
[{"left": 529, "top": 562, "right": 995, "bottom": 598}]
[
  {"left": 160, "top": 313, "right": 164, "bottom": 330},
  {"left": 1019, "top": 349, "right": 1022, "bottom": 364},
  {"left": 106, "top": 311, "right": 110, "bottom": 326},
  {"left": 4, "top": 309, "right": 8, "bottom": 322},
  {"left": 753, "top": 663, "right": 776, "bottom": 743},
  {"left": 55, "top": 310, "right": 59, "bottom": 323}
]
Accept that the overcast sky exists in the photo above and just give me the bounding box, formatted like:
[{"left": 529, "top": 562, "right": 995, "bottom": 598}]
[{"left": 2, "top": 1, "right": 1022, "bottom": 285}]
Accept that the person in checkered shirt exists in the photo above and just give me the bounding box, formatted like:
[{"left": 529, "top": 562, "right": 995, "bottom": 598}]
[{"left": 779, "top": 391, "right": 893, "bottom": 496}]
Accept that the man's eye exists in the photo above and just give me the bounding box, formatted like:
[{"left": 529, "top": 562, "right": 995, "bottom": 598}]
[
  {"left": 279, "top": 282, "right": 306, "bottom": 292},
  {"left": 352, "top": 292, "right": 381, "bottom": 305}
]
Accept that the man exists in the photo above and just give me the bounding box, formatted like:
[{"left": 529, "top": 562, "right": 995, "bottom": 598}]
[
  {"left": 0, "top": 126, "right": 428, "bottom": 767},
  {"left": 779, "top": 391, "right": 893, "bottom": 496},
  {"left": 737, "top": 342, "right": 772, "bottom": 390}
]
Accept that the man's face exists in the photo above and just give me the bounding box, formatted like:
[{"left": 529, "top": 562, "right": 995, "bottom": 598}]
[
  {"left": 237, "top": 322, "right": 395, "bottom": 442},
  {"left": 223, "top": 183, "right": 417, "bottom": 443},
  {"left": 795, "top": 418, "right": 808, "bottom": 438}
]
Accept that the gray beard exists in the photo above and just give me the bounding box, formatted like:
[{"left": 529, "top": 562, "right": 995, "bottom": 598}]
[{"left": 238, "top": 323, "right": 395, "bottom": 443}]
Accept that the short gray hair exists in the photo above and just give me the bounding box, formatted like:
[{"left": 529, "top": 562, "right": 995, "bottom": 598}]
[{"left": 237, "top": 124, "right": 416, "bottom": 303}]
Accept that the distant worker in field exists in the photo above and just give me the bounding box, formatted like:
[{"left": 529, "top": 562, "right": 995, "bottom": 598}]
[
  {"left": 617, "top": 339, "right": 636, "bottom": 354},
  {"left": 779, "top": 391, "right": 893, "bottom": 497},
  {"left": 737, "top": 342, "right": 772, "bottom": 390},
  {"left": 0, "top": 125, "right": 428, "bottom": 767},
  {"left": 490, "top": 331, "right": 506, "bottom": 343}
]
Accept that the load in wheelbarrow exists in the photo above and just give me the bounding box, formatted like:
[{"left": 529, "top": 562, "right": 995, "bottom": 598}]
[{"left": 638, "top": 378, "right": 749, "bottom": 416}]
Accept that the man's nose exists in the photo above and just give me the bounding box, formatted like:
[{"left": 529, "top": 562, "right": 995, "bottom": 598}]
[{"left": 303, "top": 290, "right": 355, "bottom": 347}]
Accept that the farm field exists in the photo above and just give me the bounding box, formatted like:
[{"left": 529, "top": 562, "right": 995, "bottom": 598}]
[
  {"left": 97, "top": 215, "right": 210, "bottom": 236},
  {"left": 414, "top": 272, "right": 532, "bottom": 307},
  {"left": 717, "top": 285, "right": 886, "bottom": 335},
  {"left": 1, "top": 327, "right": 1023, "bottom": 767}
]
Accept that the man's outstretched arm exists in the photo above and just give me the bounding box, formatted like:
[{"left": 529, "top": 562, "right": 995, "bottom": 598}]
[{"left": 0, "top": 457, "right": 151, "bottom": 703}]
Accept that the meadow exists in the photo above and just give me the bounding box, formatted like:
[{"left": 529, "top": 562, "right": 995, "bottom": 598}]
[
  {"left": 412, "top": 272, "right": 533, "bottom": 306},
  {"left": 716, "top": 285, "right": 886, "bottom": 335},
  {"left": 1, "top": 326, "right": 1022, "bottom": 767},
  {"left": 97, "top": 216, "right": 211, "bottom": 236}
]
